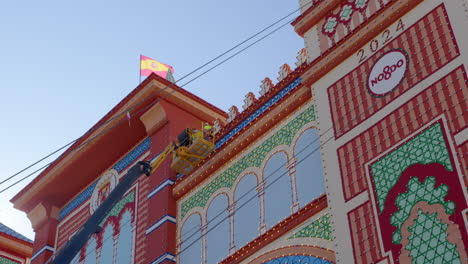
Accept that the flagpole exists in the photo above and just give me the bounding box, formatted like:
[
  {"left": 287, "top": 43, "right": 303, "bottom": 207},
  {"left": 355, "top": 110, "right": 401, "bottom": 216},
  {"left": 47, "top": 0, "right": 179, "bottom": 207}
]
[{"left": 139, "top": 54, "right": 142, "bottom": 84}]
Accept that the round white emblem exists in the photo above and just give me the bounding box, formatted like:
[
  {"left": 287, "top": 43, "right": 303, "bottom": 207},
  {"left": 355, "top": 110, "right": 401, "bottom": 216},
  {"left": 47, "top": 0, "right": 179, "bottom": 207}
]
[
  {"left": 367, "top": 49, "right": 409, "bottom": 97},
  {"left": 90, "top": 169, "right": 118, "bottom": 214}
]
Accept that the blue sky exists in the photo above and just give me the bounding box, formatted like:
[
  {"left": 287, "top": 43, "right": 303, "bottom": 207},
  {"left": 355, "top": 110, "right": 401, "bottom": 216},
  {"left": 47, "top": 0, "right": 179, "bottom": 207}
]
[{"left": 0, "top": 0, "right": 304, "bottom": 240}]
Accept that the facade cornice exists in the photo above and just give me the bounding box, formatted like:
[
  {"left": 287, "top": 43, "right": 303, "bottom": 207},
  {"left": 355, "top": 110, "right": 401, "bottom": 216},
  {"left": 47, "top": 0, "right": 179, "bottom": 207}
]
[
  {"left": 292, "top": 0, "right": 345, "bottom": 37},
  {"left": 12, "top": 74, "right": 227, "bottom": 214},
  {"left": 300, "top": 0, "right": 423, "bottom": 87},
  {"left": 173, "top": 63, "right": 310, "bottom": 199}
]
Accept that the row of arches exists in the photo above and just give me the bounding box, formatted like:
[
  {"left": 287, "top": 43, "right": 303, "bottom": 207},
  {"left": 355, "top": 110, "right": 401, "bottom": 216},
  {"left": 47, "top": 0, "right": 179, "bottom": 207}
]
[
  {"left": 179, "top": 128, "right": 326, "bottom": 264},
  {"left": 71, "top": 210, "right": 134, "bottom": 264}
]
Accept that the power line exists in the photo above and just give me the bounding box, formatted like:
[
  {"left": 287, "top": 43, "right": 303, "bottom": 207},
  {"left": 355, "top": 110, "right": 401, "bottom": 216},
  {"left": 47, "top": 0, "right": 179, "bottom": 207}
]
[
  {"left": 0, "top": 1, "right": 313, "bottom": 194},
  {"left": 64, "top": 74, "right": 459, "bottom": 263},
  {"left": 46, "top": 36, "right": 455, "bottom": 262}
]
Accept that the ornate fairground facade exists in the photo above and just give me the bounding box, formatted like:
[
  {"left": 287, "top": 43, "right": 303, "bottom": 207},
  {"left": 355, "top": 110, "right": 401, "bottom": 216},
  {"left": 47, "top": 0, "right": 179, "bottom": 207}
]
[
  {"left": 0, "top": 223, "right": 33, "bottom": 264},
  {"left": 11, "top": 0, "right": 468, "bottom": 264},
  {"left": 295, "top": 0, "right": 468, "bottom": 263}
]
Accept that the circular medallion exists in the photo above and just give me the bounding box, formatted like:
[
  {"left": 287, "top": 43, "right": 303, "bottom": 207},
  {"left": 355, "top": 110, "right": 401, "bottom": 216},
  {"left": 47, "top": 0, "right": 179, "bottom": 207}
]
[
  {"left": 367, "top": 49, "right": 409, "bottom": 97},
  {"left": 90, "top": 169, "right": 118, "bottom": 214}
]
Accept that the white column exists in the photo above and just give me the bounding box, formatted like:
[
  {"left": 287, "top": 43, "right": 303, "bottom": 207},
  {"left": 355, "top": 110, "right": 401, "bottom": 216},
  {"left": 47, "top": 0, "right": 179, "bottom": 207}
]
[
  {"left": 201, "top": 224, "right": 208, "bottom": 264},
  {"left": 288, "top": 157, "right": 300, "bottom": 213},
  {"left": 257, "top": 181, "right": 267, "bottom": 234},
  {"left": 112, "top": 232, "right": 119, "bottom": 264},
  {"left": 227, "top": 203, "right": 236, "bottom": 254}
]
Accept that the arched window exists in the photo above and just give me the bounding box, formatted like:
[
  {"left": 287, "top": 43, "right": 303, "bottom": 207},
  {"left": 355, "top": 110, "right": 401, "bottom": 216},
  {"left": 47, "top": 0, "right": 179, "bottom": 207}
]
[
  {"left": 116, "top": 211, "right": 133, "bottom": 263},
  {"left": 234, "top": 173, "right": 260, "bottom": 249},
  {"left": 294, "top": 128, "right": 325, "bottom": 207},
  {"left": 206, "top": 194, "right": 229, "bottom": 264},
  {"left": 264, "top": 152, "right": 292, "bottom": 228},
  {"left": 179, "top": 213, "right": 202, "bottom": 264},
  {"left": 99, "top": 224, "right": 114, "bottom": 264},
  {"left": 83, "top": 236, "right": 97, "bottom": 264}
]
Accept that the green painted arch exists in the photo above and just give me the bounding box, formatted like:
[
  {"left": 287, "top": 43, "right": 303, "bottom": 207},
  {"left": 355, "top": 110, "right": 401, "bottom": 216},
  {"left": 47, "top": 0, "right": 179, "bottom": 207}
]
[
  {"left": 181, "top": 105, "right": 315, "bottom": 218},
  {"left": 370, "top": 123, "right": 453, "bottom": 213}
]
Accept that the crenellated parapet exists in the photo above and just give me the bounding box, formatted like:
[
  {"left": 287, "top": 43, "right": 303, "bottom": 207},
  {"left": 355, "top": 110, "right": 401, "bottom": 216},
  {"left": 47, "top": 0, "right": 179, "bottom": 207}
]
[
  {"left": 214, "top": 49, "right": 310, "bottom": 137},
  {"left": 242, "top": 92, "right": 257, "bottom": 110}
]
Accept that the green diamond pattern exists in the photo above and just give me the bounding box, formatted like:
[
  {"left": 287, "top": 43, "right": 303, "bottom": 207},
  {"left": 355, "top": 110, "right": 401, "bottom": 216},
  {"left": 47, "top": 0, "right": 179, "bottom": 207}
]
[
  {"left": 0, "top": 257, "right": 18, "bottom": 264},
  {"left": 391, "top": 177, "right": 455, "bottom": 244},
  {"left": 371, "top": 123, "right": 453, "bottom": 213},
  {"left": 289, "top": 213, "right": 332, "bottom": 241},
  {"left": 340, "top": 6, "right": 353, "bottom": 20},
  {"left": 325, "top": 19, "right": 337, "bottom": 30},
  {"left": 181, "top": 105, "right": 315, "bottom": 218},
  {"left": 99, "top": 191, "right": 134, "bottom": 226},
  {"left": 405, "top": 210, "right": 461, "bottom": 264}
]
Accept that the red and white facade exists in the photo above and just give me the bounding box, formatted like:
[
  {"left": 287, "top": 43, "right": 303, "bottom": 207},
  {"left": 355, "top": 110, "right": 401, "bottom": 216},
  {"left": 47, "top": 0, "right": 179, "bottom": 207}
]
[{"left": 11, "top": 0, "right": 468, "bottom": 264}]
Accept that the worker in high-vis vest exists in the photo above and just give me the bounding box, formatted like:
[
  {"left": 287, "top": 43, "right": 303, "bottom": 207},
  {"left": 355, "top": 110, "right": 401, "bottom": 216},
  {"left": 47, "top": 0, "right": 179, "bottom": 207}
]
[{"left": 203, "top": 123, "right": 214, "bottom": 141}]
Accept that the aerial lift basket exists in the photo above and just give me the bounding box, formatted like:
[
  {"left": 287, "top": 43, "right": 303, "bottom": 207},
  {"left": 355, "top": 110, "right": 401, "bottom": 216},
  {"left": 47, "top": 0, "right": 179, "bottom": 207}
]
[{"left": 171, "top": 129, "right": 215, "bottom": 175}]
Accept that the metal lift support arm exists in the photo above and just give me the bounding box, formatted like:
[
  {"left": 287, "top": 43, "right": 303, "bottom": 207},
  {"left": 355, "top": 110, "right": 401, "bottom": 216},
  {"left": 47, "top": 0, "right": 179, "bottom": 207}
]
[{"left": 50, "top": 161, "right": 152, "bottom": 264}]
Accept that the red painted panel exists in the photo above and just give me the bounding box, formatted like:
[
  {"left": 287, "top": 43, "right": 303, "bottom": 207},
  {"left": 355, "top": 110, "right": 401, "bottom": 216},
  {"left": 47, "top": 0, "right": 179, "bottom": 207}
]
[
  {"left": 348, "top": 201, "right": 383, "bottom": 264},
  {"left": 328, "top": 4, "right": 460, "bottom": 139},
  {"left": 339, "top": 65, "right": 468, "bottom": 200}
]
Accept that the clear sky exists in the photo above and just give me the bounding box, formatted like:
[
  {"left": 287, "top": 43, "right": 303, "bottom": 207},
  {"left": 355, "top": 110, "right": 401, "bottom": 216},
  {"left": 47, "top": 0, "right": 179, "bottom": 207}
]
[{"left": 0, "top": 0, "right": 304, "bottom": 240}]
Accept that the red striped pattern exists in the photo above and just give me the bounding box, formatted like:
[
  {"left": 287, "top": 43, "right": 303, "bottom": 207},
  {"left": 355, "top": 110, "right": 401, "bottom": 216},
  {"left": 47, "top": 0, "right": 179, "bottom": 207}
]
[
  {"left": 135, "top": 176, "right": 150, "bottom": 264},
  {"left": 340, "top": 65, "right": 468, "bottom": 201},
  {"left": 56, "top": 206, "right": 90, "bottom": 249},
  {"left": 328, "top": 5, "right": 460, "bottom": 139},
  {"left": 348, "top": 201, "right": 382, "bottom": 264}
]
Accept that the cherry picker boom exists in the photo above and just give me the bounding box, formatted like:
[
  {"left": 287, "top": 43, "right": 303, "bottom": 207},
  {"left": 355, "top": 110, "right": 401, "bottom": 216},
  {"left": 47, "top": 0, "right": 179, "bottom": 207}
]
[{"left": 49, "top": 127, "right": 215, "bottom": 264}]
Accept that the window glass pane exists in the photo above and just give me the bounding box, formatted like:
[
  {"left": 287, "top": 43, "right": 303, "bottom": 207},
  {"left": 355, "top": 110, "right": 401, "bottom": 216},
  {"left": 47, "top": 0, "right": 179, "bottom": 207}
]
[{"left": 234, "top": 174, "right": 259, "bottom": 248}]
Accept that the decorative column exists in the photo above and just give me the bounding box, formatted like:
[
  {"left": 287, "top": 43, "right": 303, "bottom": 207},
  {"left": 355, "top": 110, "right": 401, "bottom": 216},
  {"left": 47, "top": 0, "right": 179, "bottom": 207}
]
[
  {"left": 201, "top": 224, "right": 208, "bottom": 264},
  {"left": 288, "top": 157, "right": 300, "bottom": 213},
  {"left": 95, "top": 237, "right": 102, "bottom": 264},
  {"left": 257, "top": 181, "right": 267, "bottom": 234},
  {"left": 227, "top": 203, "right": 236, "bottom": 254},
  {"left": 27, "top": 202, "right": 60, "bottom": 264},
  {"left": 131, "top": 222, "right": 136, "bottom": 263},
  {"left": 112, "top": 229, "right": 120, "bottom": 264}
]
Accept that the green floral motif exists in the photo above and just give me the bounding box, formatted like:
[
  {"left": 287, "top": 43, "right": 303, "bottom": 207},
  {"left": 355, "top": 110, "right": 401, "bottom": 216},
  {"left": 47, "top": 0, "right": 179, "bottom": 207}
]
[
  {"left": 405, "top": 210, "right": 461, "bottom": 264},
  {"left": 0, "top": 257, "right": 18, "bottom": 264},
  {"left": 289, "top": 213, "right": 332, "bottom": 241},
  {"left": 99, "top": 191, "right": 134, "bottom": 226},
  {"left": 181, "top": 105, "right": 315, "bottom": 218},
  {"left": 391, "top": 177, "right": 455, "bottom": 244},
  {"left": 370, "top": 123, "right": 453, "bottom": 213}
]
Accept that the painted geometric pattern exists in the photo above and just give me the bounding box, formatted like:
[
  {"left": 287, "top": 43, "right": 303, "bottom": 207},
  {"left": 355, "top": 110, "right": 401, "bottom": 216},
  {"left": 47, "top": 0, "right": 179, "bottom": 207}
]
[
  {"left": 0, "top": 257, "right": 18, "bottom": 264},
  {"left": 99, "top": 190, "right": 134, "bottom": 226},
  {"left": 289, "top": 213, "right": 332, "bottom": 241},
  {"left": 58, "top": 137, "right": 150, "bottom": 221},
  {"left": 114, "top": 138, "right": 151, "bottom": 173},
  {"left": 391, "top": 177, "right": 455, "bottom": 244},
  {"left": 406, "top": 211, "right": 461, "bottom": 264},
  {"left": 216, "top": 77, "right": 302, "bottom": 149},
  {"left": 328, "top": 5, "right": 459, "bottom": 139},
  {"left": 370, "top": 123, "right": 453, "bottom": 212},
  {"left": 58, "top": 181, "right": 98, "bottom": 221},
  {"left": 181, "top": 105, "right": 315, "bottom": 218},
  {"left": 263, "top": 255, "right": 332, "bottom": 264}
]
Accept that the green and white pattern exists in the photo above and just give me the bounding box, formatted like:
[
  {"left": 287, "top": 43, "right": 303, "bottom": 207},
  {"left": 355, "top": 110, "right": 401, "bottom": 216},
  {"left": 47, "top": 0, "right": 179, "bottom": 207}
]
[
  {"left": 181, "top": 105, "right": 315, "bottom": 218},
  {"left": 405, "top": 210, "right": 461, "bottom": 264},
  {"left": 391, "top": 177, "right": 455, "bottom": 244},
  {"left": 289, "top": 213, "right": 332, "bottom": 241},
  {"left": 370, "top": 123, "right": 453, "bottom": 213},
  {"left": 99, "top": 191, "right": 134, "bottom": 226},
  {"left": 0, "top": 257, "right": 18, "bottom": 264}
]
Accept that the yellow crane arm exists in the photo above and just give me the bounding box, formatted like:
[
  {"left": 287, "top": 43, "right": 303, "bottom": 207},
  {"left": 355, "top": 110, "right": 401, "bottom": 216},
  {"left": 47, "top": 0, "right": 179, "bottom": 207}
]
[{"left": 150, "top": 143, "right": 175, "bottom": 174}]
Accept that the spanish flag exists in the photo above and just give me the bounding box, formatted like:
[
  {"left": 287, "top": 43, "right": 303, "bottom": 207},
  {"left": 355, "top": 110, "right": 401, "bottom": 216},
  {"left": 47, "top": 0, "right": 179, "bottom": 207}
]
[{"left": 140, "top": 55, "right": 174, "bottom": 79}]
